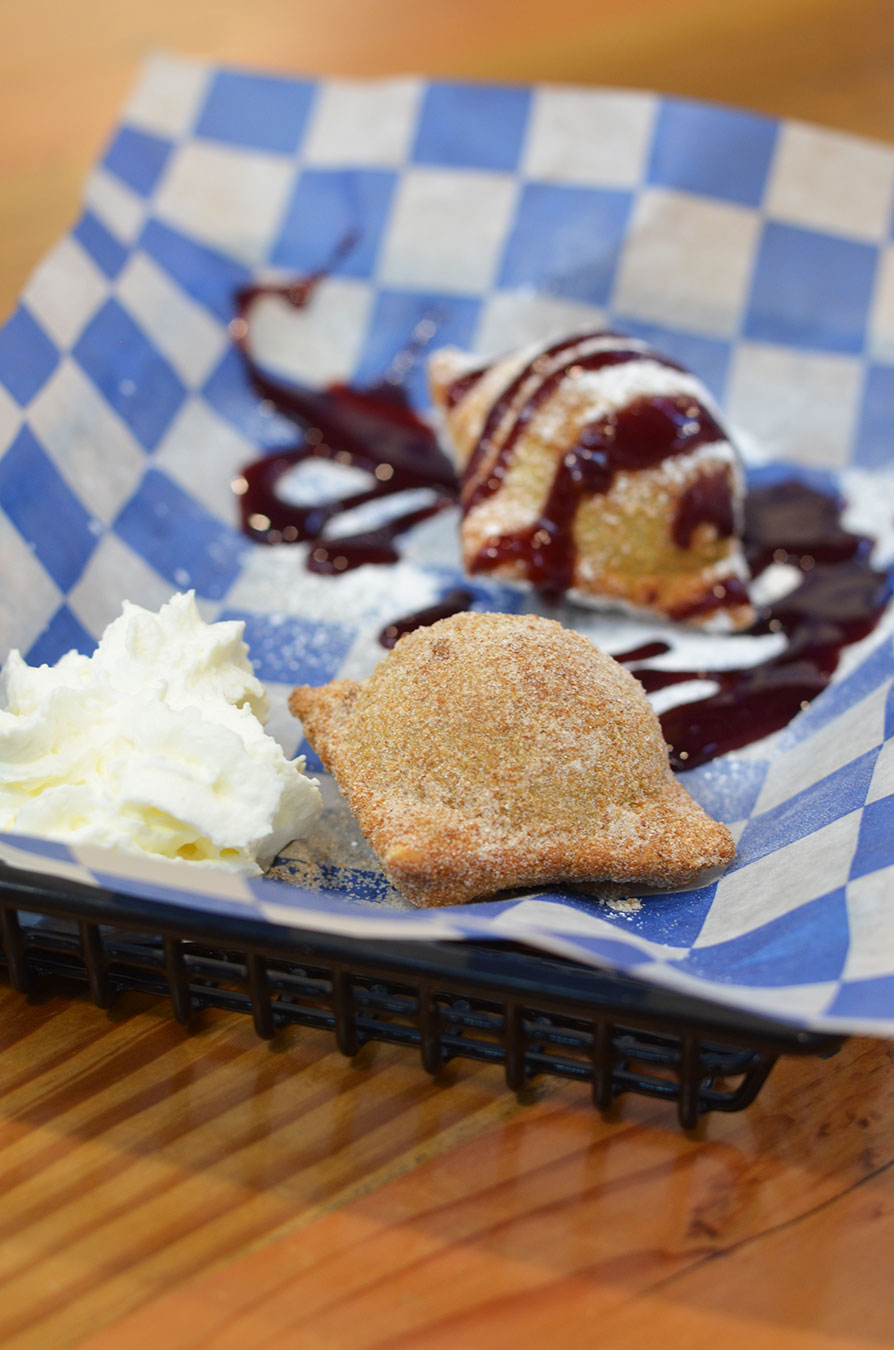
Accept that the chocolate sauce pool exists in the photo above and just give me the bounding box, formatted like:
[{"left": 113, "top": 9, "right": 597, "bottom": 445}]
[{"left": 233, "top": 274, "right": 890, "bottom": 771}]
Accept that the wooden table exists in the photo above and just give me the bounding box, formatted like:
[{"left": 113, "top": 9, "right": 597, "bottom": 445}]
[
  {"left": 0, "top": 982, "right": 891, "bottom": 1349},
  {"left": 2, "top": 2, "right": 893, "bottom": 1346}
]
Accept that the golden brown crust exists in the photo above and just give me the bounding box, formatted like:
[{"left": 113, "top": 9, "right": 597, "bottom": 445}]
[
  {"left": 290, "top": 612, "right": 734, "bottom": 906},
  {"left": 429, "top": 340, "right": 755, "bottom": 631}
]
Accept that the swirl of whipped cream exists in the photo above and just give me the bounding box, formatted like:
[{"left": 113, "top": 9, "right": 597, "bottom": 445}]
[{"left": 0, "top": 592, "right": 320, "bottom": 873}]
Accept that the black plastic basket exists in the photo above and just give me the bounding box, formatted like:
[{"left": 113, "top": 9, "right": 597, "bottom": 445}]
[{"left": 0, "top": 857, "right": 841, "bottom": 1130}]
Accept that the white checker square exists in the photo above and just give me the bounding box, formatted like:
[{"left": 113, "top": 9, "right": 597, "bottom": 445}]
[
  {"left": 765, "top": 121, "right": 894, "bottom": 244},
  {"left": 74, "top": 842, "right": 258, "bottom": 903},
  {"left": 754, "top": 686, "right": 886, "bottom": 815},
  {"left": 379, "top": 168, "right": 518, "bottom": 294},
  {"left": 867, "top": 734, "right": 894, "bottom": 804},
  {"left": 868, "top": 244, "right": 894, "bottom": 365},
  {"left": 726, "top": 341, "right": 862, "bottom": 469},
  {"left": 523, "top": 87, "right": 657, "bottom": 188},
  {"left": 154, "top": 141, "right": 295, "bottom": 266},
  {"left": 731, "top": 982, "right": 838, "bottom": 1019},
  {"left": 0, "top": 840, "right": 97, "bottom": 890},
  {"left": 0, "top": 382, "right": 20, "bottom": 452},
  {"left": 67, "top": 532, "right": 175, "bottom": 639},
  {"left": 696, "top": 812, "right": 861, "bottom": 948},
  {"left": 223, "top": 548, "right": 434, "bottom": 639},
  {"left": 27, "top": 359, "right": 145, "bottom": 526},
  {"left": 651, "top": 964, "right": 839, "bottom": 1020},
  {"left": 0, "top": 513, "right": 62, "bottom": 655},
  {"left": 84, "top": 167, "right": 146, "bottom": 244},
  {"left": 22, "top": 236, "right": 108, "bottom": 350},
  {"left": 612, "top": 188, "right": 760, "bottom": 338},
  {"left": 843, "top": 866, "right": 894, "bottom": 981},
  {"left": 303, "top": 77, "right": 422, "bottom": 166},
  {"left": 155, "top": 397, "right": 255, "bottom": 525},
  {"left": 474, "top": 290, "right": 605, "bottom": 358},
  {"left": 116, "top": 253, "right": 228, "bottom": 387},
  {"left": 253, "top": 896, "right": 457, "bottom": 938},
  {"left": 490, "top": 899, "right": 679, "bottom": 960},
  {"left": 123, "top": 53, "right": 211, "bottom": 140},
  {"left": 246, "top": 276, "right": 372, "bottom": 386}
]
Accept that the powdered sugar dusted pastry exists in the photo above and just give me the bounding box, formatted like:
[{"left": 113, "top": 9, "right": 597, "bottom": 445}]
[
  {"left": 429, "top": 332, "right": 755, "bottom": 631},
  {"left": 290, "top": 612, "right": 734, "bottom": 907}
]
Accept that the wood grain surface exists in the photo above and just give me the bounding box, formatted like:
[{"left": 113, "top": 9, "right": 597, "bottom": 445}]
[
  {"left": 0, "top": 981, "right": 890, "bottom": 1349},
  {"left": 3, "top": 2, "right": 894, "bottom": 1346}
]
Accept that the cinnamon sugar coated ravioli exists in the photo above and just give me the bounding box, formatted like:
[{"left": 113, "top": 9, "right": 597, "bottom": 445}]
[
  {"left": 289, "top": 613, "right": 734, "bottom": 906},
  {"left": 429, "top": 332, "right": 755, "bottom": 631}
]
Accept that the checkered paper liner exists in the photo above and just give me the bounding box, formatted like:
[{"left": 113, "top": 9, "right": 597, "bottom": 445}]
[{"left": 2, "top": 54, "right": 894, "bottom": 1037}]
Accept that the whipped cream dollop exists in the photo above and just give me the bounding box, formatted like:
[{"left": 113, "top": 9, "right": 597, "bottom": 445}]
[{"left": 0, "top": 592, "right": 321, "bottom": 873}]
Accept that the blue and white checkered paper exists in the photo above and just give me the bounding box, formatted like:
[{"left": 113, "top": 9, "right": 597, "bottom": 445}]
[{"left": 2, "top": 54, "right": 894, "bottom": 1036}]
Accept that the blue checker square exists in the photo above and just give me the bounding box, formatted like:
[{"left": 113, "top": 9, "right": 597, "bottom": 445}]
[
  {"left": 271, "top": 169, "right": 397, "bottom": 279},
  {"left": 103, "top": 125, "right": 173, "bottom": 197},
  {"left": 850, "top": 794, "right": 894, "bottom": 881},
  {"left": 1, "top": 834, "right": 76, "bottom": 865},
  {"left": 219, "top": 610, "right": 354, "bottom": 687},
  {"left": 744, "top": 222, "right": 878, "bottom": 354},
  {"left": 114, "top": 469, "right": 246, "bottom": 599},
  {"left": 353, "top": 289, "right": 482, "bottom": 407},
  {"left": 0, "top": 306, "right": 59, "bottom": 405},
  {"left": 605, "top": 883, "right": 716, "bottom": 949},
  {"left": 202, "top": 345, "right": 301, "bottom": 448},
  {"left": 735, "top": 748, "right": 880, "bottom": 870},
  {"left": 195, "top": 69, "right": 316, "bottom": 155},
  {"left": 679, "top": 757, "right": 769, "bottom": 828},
  {"left": 683, "top": 889, "right": 849, "bottom": 987},
  {"left": 26, "top": 604, "right": 97, "bottom": 667},
  {"left": 412, "top": 81, "right": 531, "bottom": 173},
  {"left": 296, "top": 736, "right": 324, "bottom": 774},
  {"left": 827, "top": 973, "right": 894, "bottom": 1020},
  {"left": 140, "top": 219, "right": 251, "bottom": 325},
  {"left": 73, "top": 299, "right": 186, "bottom": 450},
  {"left": 0, "top": 426, "right": 97, "bottom": 591},
  {"left": 855, "top": 364, "right": 894, "bottom": 471},
  {"left": 498, "top": 183, "right": 633, "bottom": 305},
  {"left": 647, "top": 98, "right": 778, "bottom": 207},
  {"left": 73, "top": 211, "right": 128, "bottom": 280}
]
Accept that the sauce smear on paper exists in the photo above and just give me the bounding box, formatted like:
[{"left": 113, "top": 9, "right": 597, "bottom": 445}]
[
  {"left": 378, "top": 588, "right": 475, "bottom": 649},
  {"left": 232, "top": 243, "right": 457, "bottom": 576},
  {"left": 624, "top": 482, "right": 891, "bottom": 770}
]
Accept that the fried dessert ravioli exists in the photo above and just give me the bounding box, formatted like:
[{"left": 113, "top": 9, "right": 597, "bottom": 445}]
[
  {"left": 429, "top": 332, "right": 755, "bottom": 631},
  {"left": 289, "top": 612, "right": 734, "bottom": 907}
]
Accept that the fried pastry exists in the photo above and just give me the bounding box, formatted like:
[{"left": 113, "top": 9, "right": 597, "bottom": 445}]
[
  {"left": 289, "top": 612, "right": 735, "bottom": 906},
  {"left": 429, "top": 332, "right": 755, "bottom": 630}
]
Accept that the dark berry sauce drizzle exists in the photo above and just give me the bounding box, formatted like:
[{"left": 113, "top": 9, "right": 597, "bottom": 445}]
[
  {"left": 232, "top": 238, "right": 457, "bottom": 575},
  {"left": 634, "top": 482, "right": 891, "bottom": 770},
  {"left": 378, "top": 587, "right": 474, "bottom": 649},
  {"left": 233, "top": 268, "right": 890, "bottom": 770}
]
